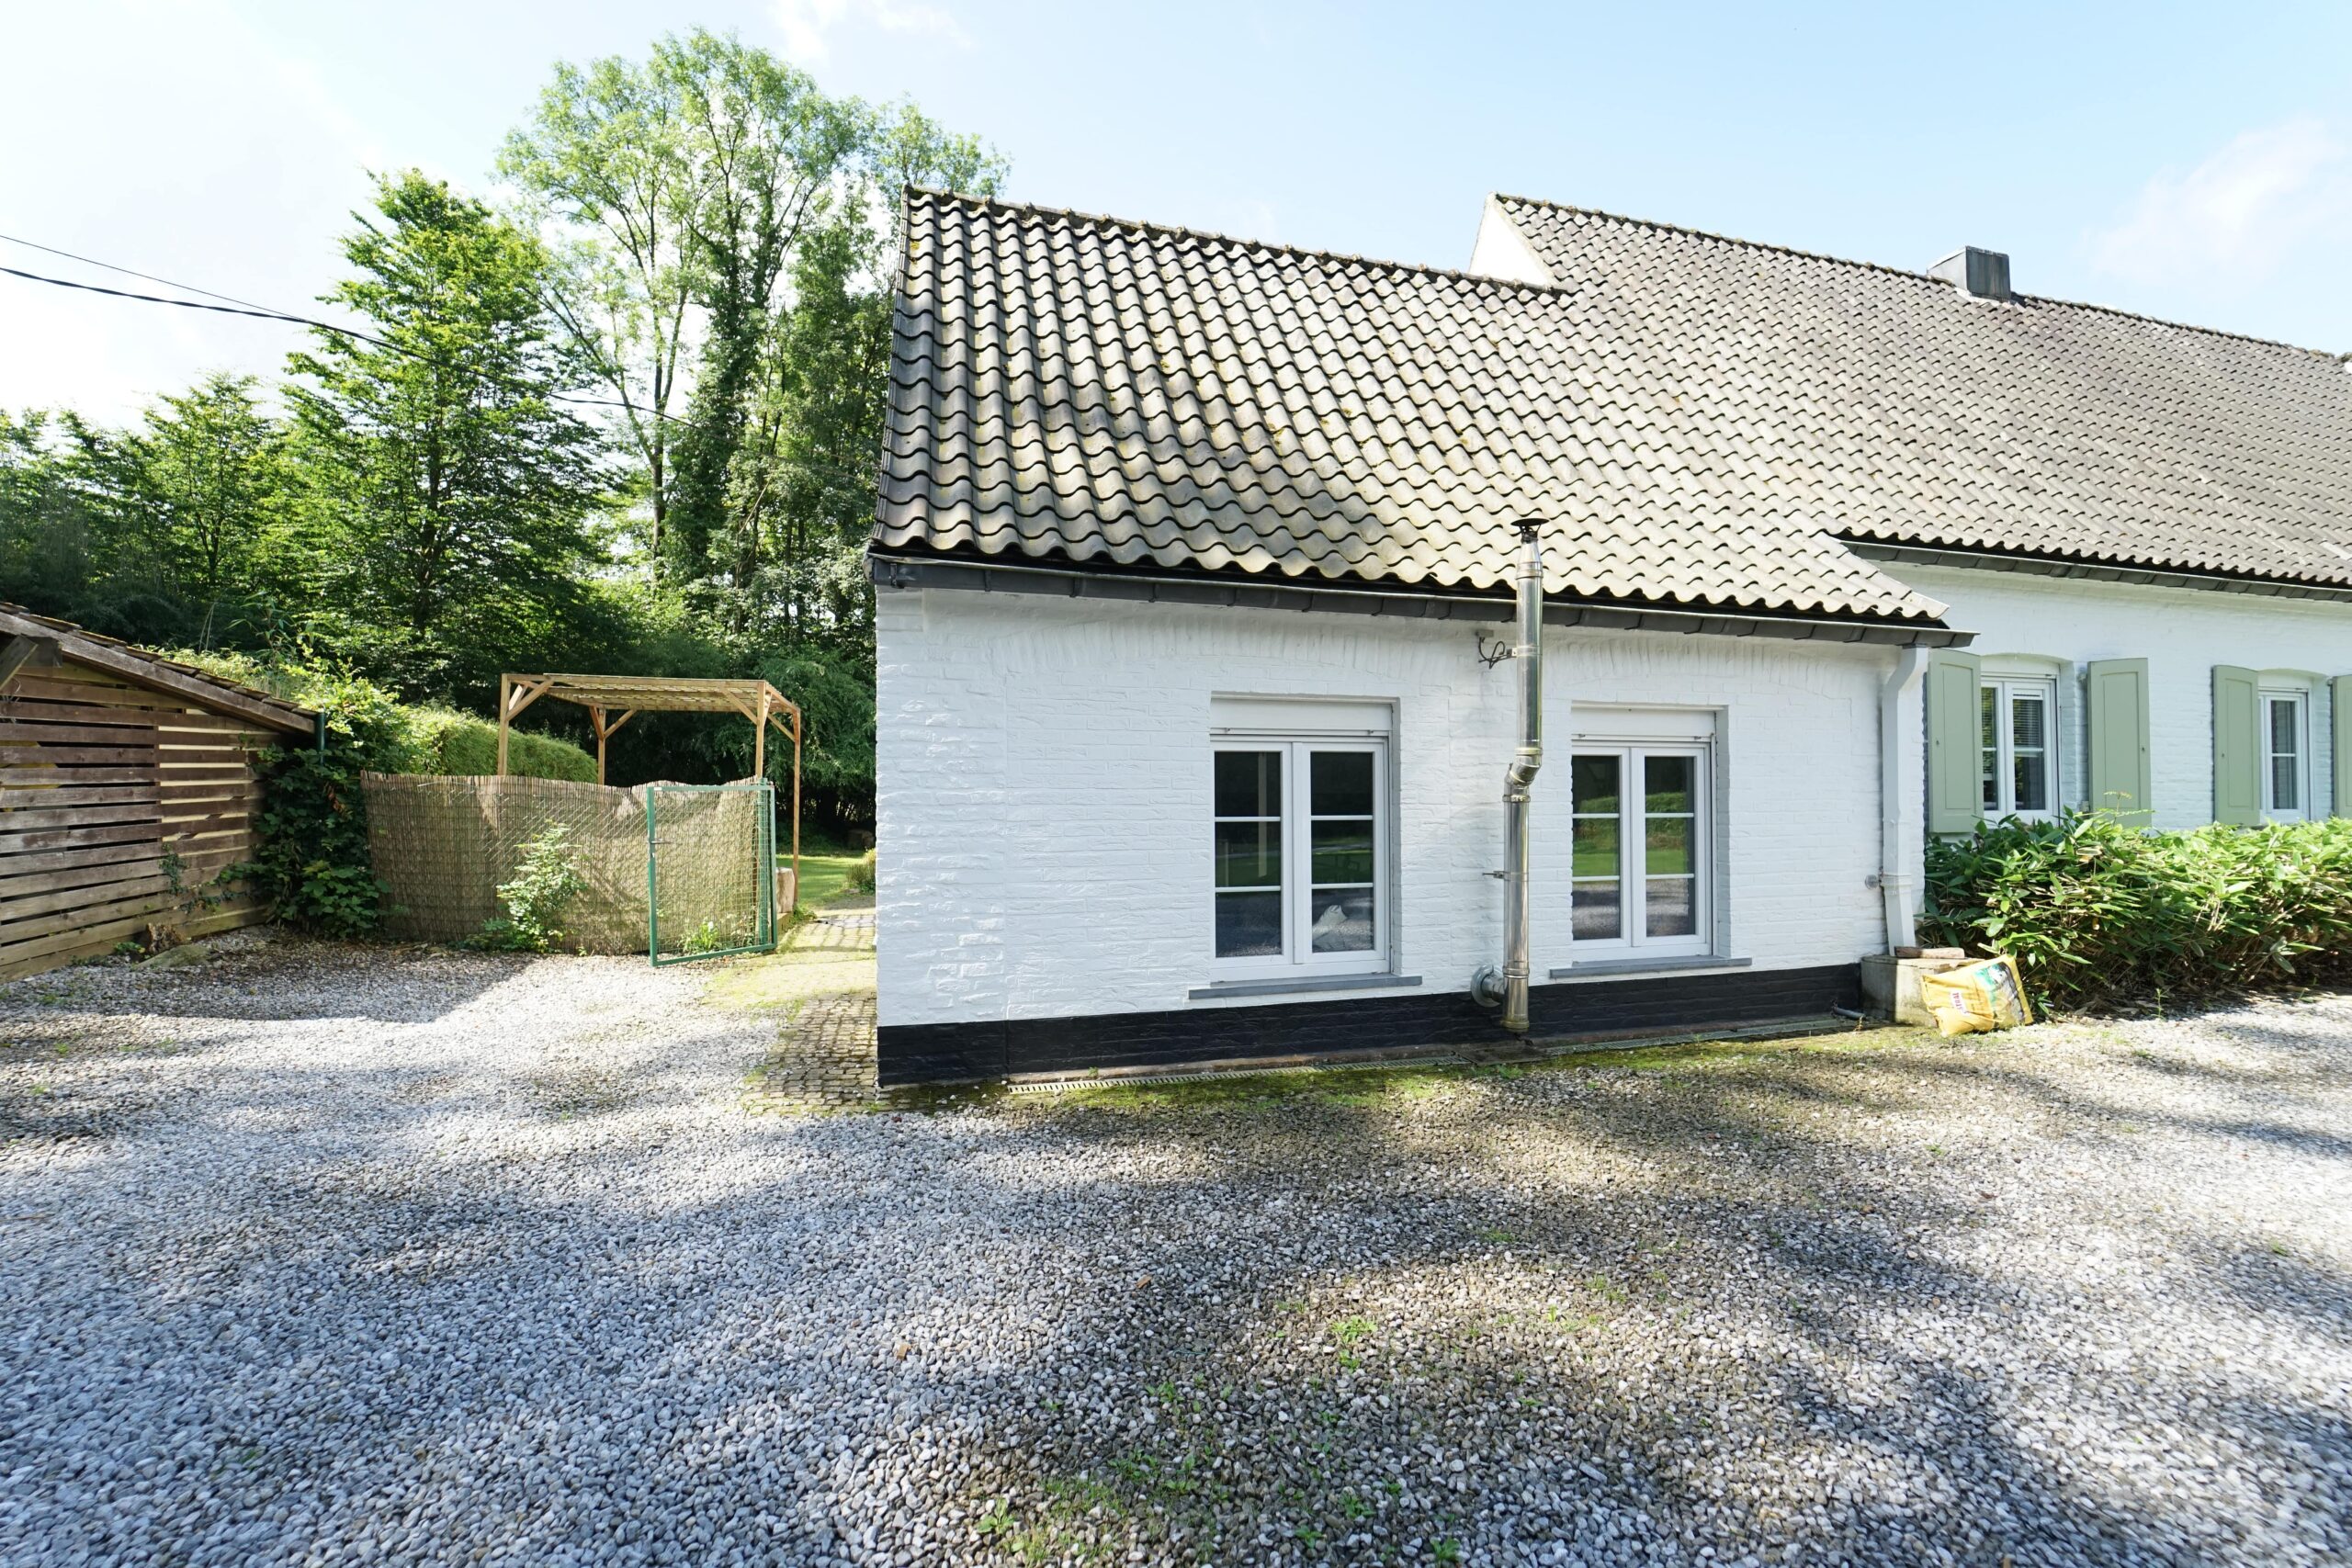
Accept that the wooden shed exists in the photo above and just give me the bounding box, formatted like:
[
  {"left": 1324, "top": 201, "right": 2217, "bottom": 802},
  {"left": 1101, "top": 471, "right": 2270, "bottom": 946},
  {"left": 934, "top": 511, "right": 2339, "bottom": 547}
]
[{"left": 0, "top": 606, "right": 316, "bottom": 979}]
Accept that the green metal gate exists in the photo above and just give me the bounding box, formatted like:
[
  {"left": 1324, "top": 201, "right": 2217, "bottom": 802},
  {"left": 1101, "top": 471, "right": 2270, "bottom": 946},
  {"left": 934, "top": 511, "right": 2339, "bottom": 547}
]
[{"left": 646, "top": 781, "right": 777, "bottom": 964}]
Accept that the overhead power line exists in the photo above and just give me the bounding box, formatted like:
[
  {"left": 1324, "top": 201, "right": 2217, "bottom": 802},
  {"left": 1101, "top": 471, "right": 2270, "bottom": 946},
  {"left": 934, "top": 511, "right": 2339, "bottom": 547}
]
[
  {"left": 0, "top": 242, "right": 676, "bottom": 423},
  {"left": 0, "top": 262, "right": 402, "bottom": 348},
  {"left": 0, "top": 229, "right": 311, "bottom": 318},
  {"left": 2, "top": 233, "right": 885, "bottom": 488}
]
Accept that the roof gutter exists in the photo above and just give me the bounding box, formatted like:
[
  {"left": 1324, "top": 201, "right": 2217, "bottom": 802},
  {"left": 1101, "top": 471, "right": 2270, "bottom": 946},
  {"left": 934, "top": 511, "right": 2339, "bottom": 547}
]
[
  {"left": 1843, "top": 540, "right": 2352, "bottom": 605},
  {"left": 868, "top": 552, "right": 1974, "bottom": 649}
]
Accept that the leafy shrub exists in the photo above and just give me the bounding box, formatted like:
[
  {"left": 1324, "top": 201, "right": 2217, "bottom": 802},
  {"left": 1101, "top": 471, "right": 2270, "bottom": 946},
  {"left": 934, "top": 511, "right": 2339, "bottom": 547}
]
[
  {"left": 411, "top": 707, "right": 594, "bottom": 781},
  {"left": 476, "top": 824, "right": 588, "bottom": 952},
  {"left": 846, "top": 848, "right": 876, "bottom": 893},
  {"left": 1920, "top": 811, "right": 2352, "bottom": 1011},
  {"left": 236, "top": 670, "right": 405, "bottom": 938},
  {"left": 179, "top": 651, "right": 594, "bottom": 937}
]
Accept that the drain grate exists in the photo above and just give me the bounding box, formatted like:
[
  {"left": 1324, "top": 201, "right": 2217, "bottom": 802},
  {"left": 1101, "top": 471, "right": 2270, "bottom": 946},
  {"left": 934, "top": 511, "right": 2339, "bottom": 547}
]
[{"left": 1007, "top": 1055, "right": 1467, "bottom": 1093}]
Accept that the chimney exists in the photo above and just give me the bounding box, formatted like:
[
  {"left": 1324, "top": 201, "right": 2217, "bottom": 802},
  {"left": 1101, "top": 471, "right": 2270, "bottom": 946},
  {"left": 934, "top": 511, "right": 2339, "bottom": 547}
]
[{"left": 1928, "top": 246, "right": 2011, "bottom": 301}]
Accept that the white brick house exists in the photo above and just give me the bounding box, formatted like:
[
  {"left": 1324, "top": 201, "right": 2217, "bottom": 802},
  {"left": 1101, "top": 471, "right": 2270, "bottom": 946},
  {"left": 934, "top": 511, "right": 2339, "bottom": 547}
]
[{"left": 868, "top": 189, "right": 2352, "bottom": 1083}]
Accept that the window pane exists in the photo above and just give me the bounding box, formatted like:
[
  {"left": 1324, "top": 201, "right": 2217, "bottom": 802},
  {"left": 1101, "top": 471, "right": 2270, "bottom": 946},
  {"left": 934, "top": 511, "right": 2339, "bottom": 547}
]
[
  {"left": 1645, "top": 877, "right": 1697, "bottom": 937},
  {"left": 1310, "top": 750, "right": 1374, "bottom": 817},
  {"left": 1214, "top": 821, "right": 1281, "bottom": 888},
  {"left": 2013, "top": 750, "right": 2048, "bottom": 814},
  {"left": 1573, "top": 816, "right": 1620, "bottom": 877},
  {"left": 1215, "top": 891, "right": 1283, "bottom": 956},
  {"left": 2010, "top": 693, "right": 2046, "bottom": 751},
  {"left": 1572, "top": 754, "right": 1620, "bottom": 816},
  {"left": 1215, "top": 750, "right": 1281, "bottom": 818},
  {"left": 1308, "top": 888, "right": 1374, "bottom": 953},
  {"left": 2274, "top": 754, "right": 2300, "bottom": 812},
  {"left": 1645, "top": 754, "right": 1694, "bottom": 813},
  {"left": 1309, "top": 820, "right": 1374, "bottom": 884},
  {"left": 2270, "top": 698, "right": 2300, "bottom": 756},
  {"left": 1572, "top": 882, "right": 1622, "bottom": 940},
  {"left": 1645, "top": 815, "right": 1691, "bottom": 874}
]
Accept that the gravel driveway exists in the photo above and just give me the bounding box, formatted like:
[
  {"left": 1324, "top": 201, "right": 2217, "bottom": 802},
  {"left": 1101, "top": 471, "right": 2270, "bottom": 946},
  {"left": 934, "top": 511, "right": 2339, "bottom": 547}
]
[{"left": 3, "top": 936, "right": 2348, "bottom": 1568}]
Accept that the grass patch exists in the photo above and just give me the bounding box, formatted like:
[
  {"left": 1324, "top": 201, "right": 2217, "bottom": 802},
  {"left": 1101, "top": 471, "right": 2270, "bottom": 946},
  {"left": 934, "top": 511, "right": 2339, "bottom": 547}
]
[
  {"left": 702, "top": 953, "right": 873, "bottom": 1014},
  {"left": 1004, "top": 1022, "right": 1919, "bottom": 1117},
  {"left": 784, "top": 850, "right": 866, "bottom": 915}
]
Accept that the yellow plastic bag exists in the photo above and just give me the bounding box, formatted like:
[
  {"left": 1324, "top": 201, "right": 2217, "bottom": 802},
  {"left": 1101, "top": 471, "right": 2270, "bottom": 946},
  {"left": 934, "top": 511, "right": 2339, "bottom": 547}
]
[{"left": 1916, "top": 955, "right": 2033, "bottom": 1037}]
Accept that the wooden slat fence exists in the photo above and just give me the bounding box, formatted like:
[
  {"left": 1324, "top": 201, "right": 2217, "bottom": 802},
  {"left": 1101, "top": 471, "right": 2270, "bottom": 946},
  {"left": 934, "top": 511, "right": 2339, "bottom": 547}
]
[{"left": 0, "top": 662, "right": 274, "bottom": 978}]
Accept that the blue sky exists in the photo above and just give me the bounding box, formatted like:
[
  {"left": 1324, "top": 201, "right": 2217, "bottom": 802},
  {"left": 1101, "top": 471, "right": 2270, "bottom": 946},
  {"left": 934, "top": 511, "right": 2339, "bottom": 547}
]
[{"left": 6, "top": 0, "right": 2350, "bottom": 420}]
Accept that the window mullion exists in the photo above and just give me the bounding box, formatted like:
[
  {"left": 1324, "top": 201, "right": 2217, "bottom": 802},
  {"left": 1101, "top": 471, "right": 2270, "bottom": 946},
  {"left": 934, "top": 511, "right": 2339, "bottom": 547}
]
[
  {"left": 1285, "top": 741, "right": 1306, "bottom": 966},
  {"left": 1624, "top": 746, "right": 1645, "bottom": 946},
  {"left": 1996, "top": 683, "right": 2013, "bottom": 815}
]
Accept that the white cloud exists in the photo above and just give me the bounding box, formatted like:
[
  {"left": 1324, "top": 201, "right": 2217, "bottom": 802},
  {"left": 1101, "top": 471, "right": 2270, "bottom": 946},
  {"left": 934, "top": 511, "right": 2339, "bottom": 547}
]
[
  {"left": 773, "top": 0, "right": 971, "bottom": 63},
  {"left": 2088, "top": 117, "right": 2352, "bottom": 288}
]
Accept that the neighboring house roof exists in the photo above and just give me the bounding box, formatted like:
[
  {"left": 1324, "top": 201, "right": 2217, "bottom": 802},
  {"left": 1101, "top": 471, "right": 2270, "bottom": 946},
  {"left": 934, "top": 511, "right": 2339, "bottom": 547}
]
[
  {"left": 876, "top": 189, "right": 1950, "bottom": 627},
  {"left": 0, "top": 604, "right": 317, "bottom": 735},
  {"left": 1493, "top": 195, "right": 2352, "bottom": 591}
]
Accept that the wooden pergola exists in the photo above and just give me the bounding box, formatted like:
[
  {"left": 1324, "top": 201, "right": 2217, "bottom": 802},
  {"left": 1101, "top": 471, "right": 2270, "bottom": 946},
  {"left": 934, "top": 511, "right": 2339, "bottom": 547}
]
[{"left": 496, "top": 673, "right": 803, "bottom": 897}]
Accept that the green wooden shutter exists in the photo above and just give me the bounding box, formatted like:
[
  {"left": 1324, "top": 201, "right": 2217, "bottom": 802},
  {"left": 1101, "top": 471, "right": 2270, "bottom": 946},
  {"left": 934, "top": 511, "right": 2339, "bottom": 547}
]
[
  {"left": 2086, "top": 658, "right": 2153, "bottom": 820},
  {"left": 1925, "top": 649, "right": 1983, "bottom": 836},
  {"left": 2211, "top": 665, "right": 2262, "bottom": 826},
  {"left": 2335, "top": 675, "right": 2352, "bottom": 818}
]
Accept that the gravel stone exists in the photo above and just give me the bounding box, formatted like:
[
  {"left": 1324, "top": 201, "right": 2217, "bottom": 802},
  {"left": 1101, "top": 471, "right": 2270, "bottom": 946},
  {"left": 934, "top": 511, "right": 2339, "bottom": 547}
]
[{"left": 1, "top": 935, "right": 2346, "bottom": 1566}]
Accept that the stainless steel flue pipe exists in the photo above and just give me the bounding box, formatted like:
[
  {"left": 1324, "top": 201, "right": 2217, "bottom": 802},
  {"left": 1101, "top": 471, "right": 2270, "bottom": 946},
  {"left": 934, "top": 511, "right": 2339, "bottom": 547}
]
[{"left": 1472, "top": 521, "right": 1544, "bottom": 1032}]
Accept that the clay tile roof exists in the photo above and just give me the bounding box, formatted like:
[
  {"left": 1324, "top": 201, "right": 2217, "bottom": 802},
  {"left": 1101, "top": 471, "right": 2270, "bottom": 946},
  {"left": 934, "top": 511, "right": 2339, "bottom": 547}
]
[
  {"left": 874, "top": 189, "right": 1950, "bottom": 626},
  {"left": 1494, "top": 195, "right": 2352, "bottom": 589}
]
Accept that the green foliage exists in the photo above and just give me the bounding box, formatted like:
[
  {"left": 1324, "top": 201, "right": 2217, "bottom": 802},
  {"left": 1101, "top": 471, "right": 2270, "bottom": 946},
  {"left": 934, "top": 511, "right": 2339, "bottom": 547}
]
[
  {"left": 409, "top": 710, "right": 595, "bottom": 782},
  {"left": 1920, "top": 811, "right": 2352, "bottom": 1010},
  {"left": 182, "top": 651, "right": 594, "bottom": 935},
  {"left": 503, "top": 28, "right": 1001, "bottom": 673},
  {"left": 287, "top": 170, "right": 609, "bottom": 703},
  {"left": 175, "top": 650, "right": 594, "bottom": 781},
  {"left": 235, "top": 672, "right": 405, "bottom": 938},
  {"left": 845, "top": 847, "right": 876, "bottom": 894},
  {"left": 477, "top": 824, "right": 589, "bottom": 953},
  {"left": 760, "top": 647, "right": 874, "bottom": 818},
  {"left": 1, "top": 31, "right": 999, "bottom": 836}
]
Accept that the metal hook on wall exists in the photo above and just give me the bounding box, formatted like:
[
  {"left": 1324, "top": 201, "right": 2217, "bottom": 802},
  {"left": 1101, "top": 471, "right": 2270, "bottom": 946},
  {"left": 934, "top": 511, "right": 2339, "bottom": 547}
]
[{"left": 1474, "top": 629, "right": 1516, "bottom": 669}]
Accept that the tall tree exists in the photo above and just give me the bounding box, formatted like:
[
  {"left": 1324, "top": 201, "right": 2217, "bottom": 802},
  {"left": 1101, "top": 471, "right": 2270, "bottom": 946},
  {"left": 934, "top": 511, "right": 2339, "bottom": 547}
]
[
  {"left": 287, "top": 171, "right": 606, "bottom": 702},
  {"left": 715, "top": 107, "right": 1004, "bottom": 657},
  {"left": 501, "top": 29, "right": 1002, "bottom": 603},
  {"left": 501, "top": 51, "right": 696, "bottom": 571},
  {"left": 0, "top": 411, "right": 109, "bottom": 625},
  {"left": 117, "top": 374, "right": 296, "bottom": 647},
  {"left": 660, "top": 32, "right": 864, "bottom": 587}
]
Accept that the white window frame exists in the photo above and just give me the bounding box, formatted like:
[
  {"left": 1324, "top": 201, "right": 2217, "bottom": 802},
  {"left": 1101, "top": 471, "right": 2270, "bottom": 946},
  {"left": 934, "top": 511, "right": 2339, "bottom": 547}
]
[
  {"left": 1209, "top": 735, "right": 1389, "bottom": 979},
  {"left": 1981, "top": 674, "right": 2059, "bottom": 821},
  {"left": 1566, "top": 741, "right": 1712, "bottom": 960},
  {"left": 2261, "top": 686, "right": 2311, "bottom": 822}
]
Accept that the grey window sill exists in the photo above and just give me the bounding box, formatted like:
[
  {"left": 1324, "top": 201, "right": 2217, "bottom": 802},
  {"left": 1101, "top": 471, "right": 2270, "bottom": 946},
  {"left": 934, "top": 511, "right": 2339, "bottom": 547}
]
[
  {"left": 1546, "top": 955, "right": 1752, "bottom": 981},
  {"left": 1189, "top": 973, "right": 1424, "bottom": 1001}
]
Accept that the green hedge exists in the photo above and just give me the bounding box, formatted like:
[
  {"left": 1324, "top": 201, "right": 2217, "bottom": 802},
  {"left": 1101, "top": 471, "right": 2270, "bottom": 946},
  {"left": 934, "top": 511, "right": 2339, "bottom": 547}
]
[
  {"left": 404, "top": 706, "right": 594, "bottom": 782},
  {"left": 1920, "top": 812, "right": 2352, "bottom": 1011}
]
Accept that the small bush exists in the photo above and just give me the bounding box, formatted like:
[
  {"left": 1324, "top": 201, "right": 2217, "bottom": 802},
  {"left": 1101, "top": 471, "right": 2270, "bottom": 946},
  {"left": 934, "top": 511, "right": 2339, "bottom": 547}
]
[
  {"left": 476, "top": 823, "right": 588, "bottom": 953},
  {"left": 1920, "top": 812, "right": 2352, "bottom": 1011},
  {"left": 846, "top": 848, "right": 876, "bottom": 893}
]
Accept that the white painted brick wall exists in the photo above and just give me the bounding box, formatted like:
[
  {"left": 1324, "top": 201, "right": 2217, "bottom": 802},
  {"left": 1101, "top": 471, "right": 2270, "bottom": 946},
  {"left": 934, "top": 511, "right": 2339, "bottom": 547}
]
[
  {"left": 876, "top": 587, "right": 1895, "bottom": 1029},
  {"left": 1894, "top": 565, "right": 2352, "bottom": 832}
]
